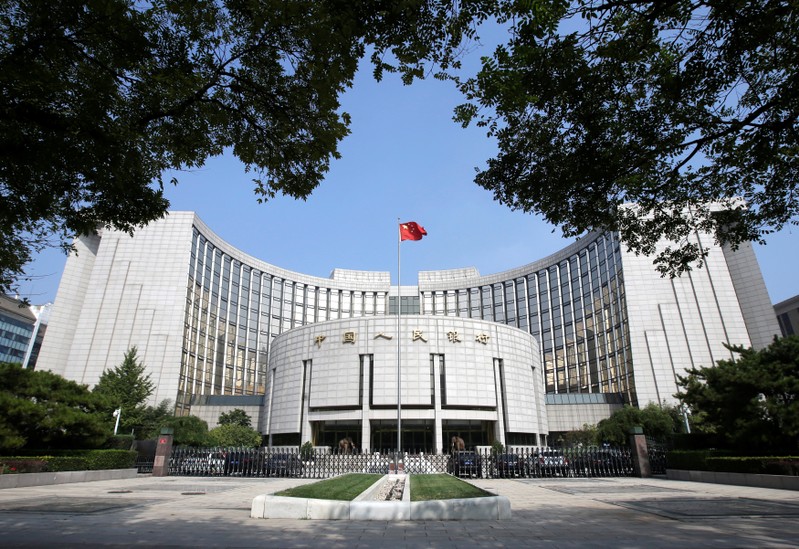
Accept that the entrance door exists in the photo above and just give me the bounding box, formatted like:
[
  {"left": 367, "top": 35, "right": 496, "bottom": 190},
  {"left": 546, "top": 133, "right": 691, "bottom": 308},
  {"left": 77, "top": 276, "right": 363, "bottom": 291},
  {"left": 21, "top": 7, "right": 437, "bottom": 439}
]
[
  {"left": 370, "top": 420, "right": 433, "bottom": 453},
  {"left": 312, "top": 421, "right": 362, "bottom": 452},
  {"left": 443, "top": 420, "right": 491, "bottom": 451}
]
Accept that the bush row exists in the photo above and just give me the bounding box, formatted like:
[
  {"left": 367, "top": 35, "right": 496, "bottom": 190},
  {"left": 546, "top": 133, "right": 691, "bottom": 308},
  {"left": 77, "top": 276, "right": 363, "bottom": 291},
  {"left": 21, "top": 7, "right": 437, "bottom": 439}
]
[
  {"left": 0, "top": 450, "right": 137, "bottom": 473},
  {"left": 666, "top": 450, "right": 799, "bottom": 476}
]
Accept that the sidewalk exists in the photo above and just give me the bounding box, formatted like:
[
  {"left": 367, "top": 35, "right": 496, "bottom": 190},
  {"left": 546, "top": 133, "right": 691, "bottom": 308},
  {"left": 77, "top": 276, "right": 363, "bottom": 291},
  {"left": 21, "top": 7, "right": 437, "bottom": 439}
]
[{"left": 0, "top": 474, "right": 798, "bottom": 548}]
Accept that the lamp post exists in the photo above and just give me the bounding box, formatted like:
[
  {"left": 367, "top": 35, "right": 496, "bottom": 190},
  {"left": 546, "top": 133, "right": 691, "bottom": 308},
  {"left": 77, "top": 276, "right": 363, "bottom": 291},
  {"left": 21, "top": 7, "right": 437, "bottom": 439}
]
[{"left": 113, "top": 408, "right": 122, "bottom": 435}]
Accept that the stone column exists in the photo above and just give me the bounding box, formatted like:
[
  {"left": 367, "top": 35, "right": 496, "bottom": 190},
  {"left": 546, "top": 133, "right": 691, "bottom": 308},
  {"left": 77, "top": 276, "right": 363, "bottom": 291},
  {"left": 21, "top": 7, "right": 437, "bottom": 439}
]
[
  {"left": 152, "top": 428, "right": 174, "bottom": 477},
  {"left": 629, "top": 426, "right": 651, "bottom": 478},
  {"left": 432, "top": 354, "right": 443, "bottom": 454},
  {"left": 361, "top": 354, "right": 371, "bottom": 453},
  {"left": 492, "top": 358, "right": 507, "bottom": 448}
]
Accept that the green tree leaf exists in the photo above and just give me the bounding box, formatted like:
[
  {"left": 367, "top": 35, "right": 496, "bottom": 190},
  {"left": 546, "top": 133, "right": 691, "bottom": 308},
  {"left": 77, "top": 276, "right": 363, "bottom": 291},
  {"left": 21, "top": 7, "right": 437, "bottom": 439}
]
[
  {"left": 457, "top": 0, "right": 799, "bottom": 274},
  {"left": 676, "top": 336, "right": 799, "bottom": 453},
  {"left": 596, "top": 403, "right": 680, "bottom": 446},
  {"left": 208, "top": 423, "right": 261, "bottom": 448},
  {"left": 92, "top": 347, "right": 156, "bottom": 437},
  {"left": 1, "top": 0, "right": 516, "bottom": 294},
  {"left": 217, "top": 409, "right": 252, "bottom": 428},
  {"left": 0, "top": 362, "right": 108, "bottom": 451},
  {"left": 160, "top": 415, "right": 210, "bottom": 447}
]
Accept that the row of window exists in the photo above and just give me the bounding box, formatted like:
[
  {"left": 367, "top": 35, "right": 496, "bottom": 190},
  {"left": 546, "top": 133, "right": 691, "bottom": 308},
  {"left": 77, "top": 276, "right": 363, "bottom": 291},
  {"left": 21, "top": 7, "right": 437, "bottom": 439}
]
[
  {"left": 177, "top": 228, "right": 636, "bottom": 409},
  {"left": 419, "top": 236, "right": 633, "bottom": 401}
]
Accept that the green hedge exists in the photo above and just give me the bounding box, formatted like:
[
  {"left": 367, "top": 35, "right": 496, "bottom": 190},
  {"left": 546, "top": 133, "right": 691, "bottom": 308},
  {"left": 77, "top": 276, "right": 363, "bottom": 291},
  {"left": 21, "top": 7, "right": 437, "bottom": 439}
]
[
  {"left": 102, "top": 435, "right": 135, "bottom": 450},
  {"left": 705, "top": 457, "right": 799, "bottom": 476},
  {"left": 0, "top": 450, "right": 136, "bottom": 473},
  {"left": 670, "top": 432, "right": 727, "bottom": 451},
  {"left": 1, "top": 459, "right": 48, "bottom": 474},
  {"left": 667, "top": 450, "right": 799, "bottom": 475},
  {"left": 665, "top": 449, "right": 729, "bottom": 471}
]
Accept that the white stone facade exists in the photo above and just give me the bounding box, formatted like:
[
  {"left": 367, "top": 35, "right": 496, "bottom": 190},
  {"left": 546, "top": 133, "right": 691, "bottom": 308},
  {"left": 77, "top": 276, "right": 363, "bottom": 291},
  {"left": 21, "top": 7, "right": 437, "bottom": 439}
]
[
  {"left": 263, "top": 316, "right": 544, "bottom": 453},
  {"left": 619, "top": 231, "right": 780, "bottom": 406},
  {"left": 35, "top": 211, "right": 781, "bottom": 448}
]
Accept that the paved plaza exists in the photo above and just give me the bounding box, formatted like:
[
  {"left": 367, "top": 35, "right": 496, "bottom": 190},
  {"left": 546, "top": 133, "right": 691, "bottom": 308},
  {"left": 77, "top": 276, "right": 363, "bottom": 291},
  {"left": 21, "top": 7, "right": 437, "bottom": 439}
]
[{"left": 1, "top": 474, "right": 798, "bottom": 548}]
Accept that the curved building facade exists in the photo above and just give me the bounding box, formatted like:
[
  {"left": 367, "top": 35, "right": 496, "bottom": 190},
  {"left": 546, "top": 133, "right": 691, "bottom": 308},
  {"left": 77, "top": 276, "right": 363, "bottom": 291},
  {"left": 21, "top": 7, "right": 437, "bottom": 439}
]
[
  {"left": 36, "top": 211, "right": 780, "bottom": 449},
  {"left": 265, "top": 316, "right": 544, "bottom": 452},
  {"left": 417, "top": 233, "right": 633, "bottom": 402}
]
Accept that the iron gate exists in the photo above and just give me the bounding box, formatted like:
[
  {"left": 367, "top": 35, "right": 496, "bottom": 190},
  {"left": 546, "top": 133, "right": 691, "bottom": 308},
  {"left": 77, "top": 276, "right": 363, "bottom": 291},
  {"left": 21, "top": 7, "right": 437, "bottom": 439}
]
[{"left": 163, "top": 445, "right": 656, "bottom": 479}]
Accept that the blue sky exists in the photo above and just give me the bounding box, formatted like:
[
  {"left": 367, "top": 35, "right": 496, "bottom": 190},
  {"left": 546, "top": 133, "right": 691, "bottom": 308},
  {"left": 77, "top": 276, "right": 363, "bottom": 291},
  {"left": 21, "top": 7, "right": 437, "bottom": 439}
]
[{"left": 16, "top": 41, "right": 799, "bottom": 307}]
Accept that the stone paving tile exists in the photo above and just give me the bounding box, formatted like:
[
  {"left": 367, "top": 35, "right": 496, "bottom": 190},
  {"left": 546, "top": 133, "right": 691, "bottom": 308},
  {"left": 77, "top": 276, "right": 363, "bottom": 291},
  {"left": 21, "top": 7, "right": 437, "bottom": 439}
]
[{"left": 1, "top": 475, "right": 798, "bottom": 547}]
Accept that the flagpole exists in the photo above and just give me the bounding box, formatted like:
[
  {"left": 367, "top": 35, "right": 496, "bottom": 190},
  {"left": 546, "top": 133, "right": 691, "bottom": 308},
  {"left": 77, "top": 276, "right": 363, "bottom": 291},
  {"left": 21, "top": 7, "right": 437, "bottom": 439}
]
[
  {"left": 395, "top": 221, "right": 425, "bottom": 463},
  {"left": 397, "top": 218, "right": 402, "bottom": 458}
]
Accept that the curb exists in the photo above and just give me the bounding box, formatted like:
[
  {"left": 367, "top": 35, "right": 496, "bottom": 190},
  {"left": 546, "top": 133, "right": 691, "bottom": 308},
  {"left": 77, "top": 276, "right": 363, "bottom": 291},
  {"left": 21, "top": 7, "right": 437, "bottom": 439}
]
[
  {"left": 666, "top": 469, "right": 799, "bottom": 491},
  {"left": 0, "top": 468, "right": 138, "bottom": 490}
]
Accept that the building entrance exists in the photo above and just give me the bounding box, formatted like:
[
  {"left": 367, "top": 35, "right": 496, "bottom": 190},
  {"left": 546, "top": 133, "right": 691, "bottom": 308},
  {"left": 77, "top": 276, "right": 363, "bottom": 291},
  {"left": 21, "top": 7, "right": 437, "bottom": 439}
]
[
  {"left": 370, "top": 419, "right": 433, "bottom": 453},
  {"left": 442, "top": 420, "right": 492, "bottom": 451},
  {"left": 312, "top": 421, "right": 362, "bottom": 452}
]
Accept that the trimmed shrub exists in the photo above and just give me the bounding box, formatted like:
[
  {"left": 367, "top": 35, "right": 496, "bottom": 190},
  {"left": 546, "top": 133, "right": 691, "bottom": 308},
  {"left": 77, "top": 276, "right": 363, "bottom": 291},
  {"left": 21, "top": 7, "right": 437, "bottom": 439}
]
[
  {"left": 666, "top": 451, "right": 799, "bottom": 476},
  {"left": 671, "top": 432, "right": 727, "bottom": 451},
  {"left": 705, "top": 457, "right": 799, "bottom": 476},
  {"left": 103, "top": 435, "right": 135, "bottom": 450},
  {"left": 300, "top": 441, "right": 314, "bottom": 461},
  {"left": 665, "top": 449, "right": 731, "bottom": 470},
  {"left": 1, "top": 459, "right": 47, "bottom": 474},
  {"left": 0, "top": 450, "right": 136, "bottom": 473}
]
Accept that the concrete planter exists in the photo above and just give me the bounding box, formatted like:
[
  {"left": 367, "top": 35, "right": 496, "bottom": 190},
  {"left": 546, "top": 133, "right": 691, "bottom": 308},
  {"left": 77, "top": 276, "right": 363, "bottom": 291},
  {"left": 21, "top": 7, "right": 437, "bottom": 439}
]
[{"left": 251, "top": 474, "right": 512, "bottom": 521}]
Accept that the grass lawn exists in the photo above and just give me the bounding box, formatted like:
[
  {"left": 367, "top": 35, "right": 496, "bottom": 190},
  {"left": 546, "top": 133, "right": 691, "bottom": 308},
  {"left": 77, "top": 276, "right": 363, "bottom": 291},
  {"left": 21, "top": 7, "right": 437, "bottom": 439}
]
[
  {"left": 274, "top": 473, "right": 382, "bottom": 501},
  {"left": 410, "top": 474, "right": 491, "bottom": 501}
]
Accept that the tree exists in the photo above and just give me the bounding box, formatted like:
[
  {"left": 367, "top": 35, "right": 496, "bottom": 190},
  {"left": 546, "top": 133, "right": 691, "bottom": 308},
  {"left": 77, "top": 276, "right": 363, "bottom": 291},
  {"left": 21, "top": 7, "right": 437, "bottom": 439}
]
[
  {"left": 92, "top": 347, "right": 155, "bottom": 436},
  {"left": 160, "top": 415, "right": 210, "bottom": 447},
  {"left": 454, "top": 0, "right": 799, "bottom": 275},
  {"left": 596, "top": 403, "right": 680, "bottom": 446},
  {"left": 136, "top": 399, "right": 174, "bottom": 440},
  {"left": 0, "top": 362, "right": 107, "bottom": 451},
  {"left": 218, "top": 409, "right": 252, "bottom": 428},
  {"left": 560, "top": 423, "right": 598, "bottom": 447},
  {"left": 0, "top": 0, "right": 491, "bottom": 295},
  {"left": 208, "top": 423, "right": 261, "bottom": 448},
  {"left": 676, "top": 336, "right": 799, "bottom": 454},
  {"left": 8, "top": 2, "right": 794, "bottom": 289}
]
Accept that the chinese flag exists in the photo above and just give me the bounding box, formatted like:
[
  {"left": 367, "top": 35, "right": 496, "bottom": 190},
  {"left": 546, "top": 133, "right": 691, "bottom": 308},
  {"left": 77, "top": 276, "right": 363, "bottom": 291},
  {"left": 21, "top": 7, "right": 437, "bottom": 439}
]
[{"left": 399, "top": 221, "right": 427, "bottom": 241}]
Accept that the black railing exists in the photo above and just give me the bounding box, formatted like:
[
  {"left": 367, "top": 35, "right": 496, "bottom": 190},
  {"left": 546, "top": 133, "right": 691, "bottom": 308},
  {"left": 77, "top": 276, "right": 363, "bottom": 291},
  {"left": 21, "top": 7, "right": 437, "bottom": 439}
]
[
  {"left": 135, "top": 456, "right": 154, "bottom": 474},
  {"left": 646, "top": 437, "right": 669, "bottom": 475},
  {"left": 166, "top": 445, "right": 642, "bottom": 479}
]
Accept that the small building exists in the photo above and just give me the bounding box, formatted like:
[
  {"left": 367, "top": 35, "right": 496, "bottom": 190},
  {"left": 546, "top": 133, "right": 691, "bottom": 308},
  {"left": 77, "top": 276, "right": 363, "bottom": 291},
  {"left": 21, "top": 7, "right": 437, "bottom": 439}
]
[{"left": 0, "top": 295, "right": 50, "bottom": 368}]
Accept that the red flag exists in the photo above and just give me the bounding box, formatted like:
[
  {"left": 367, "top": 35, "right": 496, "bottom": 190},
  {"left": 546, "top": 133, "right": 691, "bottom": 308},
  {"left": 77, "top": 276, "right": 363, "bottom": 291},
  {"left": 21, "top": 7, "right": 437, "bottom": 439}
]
[{"left": 399, "top": 221, "right": 427, "bottom": 241}]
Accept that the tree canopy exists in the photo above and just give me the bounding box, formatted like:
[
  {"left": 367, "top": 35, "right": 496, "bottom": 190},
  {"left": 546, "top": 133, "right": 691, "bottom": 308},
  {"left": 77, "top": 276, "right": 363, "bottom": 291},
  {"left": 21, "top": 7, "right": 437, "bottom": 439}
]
[
  {"left": 160, "top": 415, "right": 210, "bottom": 447},
  {"left": 0, "top": 362, "right": 108, "bottom": 451},
  {"left": 558, "top": 423, "right": 598, "bottom": 447},
  {"left": 595, "top": 403, "right": 681, "bottom": 446},
  {"left": 218, "top": 408, "right": 252, "bottom": 428},
  {"left": 455, "top": 0, "right": 799, "bottom": 275},
  {"left": 0, "top": 0, "right": 485, "bottom": 294},
  {"left": 208, "top": 423, "right": 261, "bottom": 448},
  {"left": 676, "top": 336, "right": 799, "bottom": 453},
  {"left": 4, "top": 1, "right": 797, "bottom": 290},
  {"left": 92, "top": 347, "right": 156, "bottom": 436},
  {"left": 135, "top": 398, "right": 175, "bottom": 440}
]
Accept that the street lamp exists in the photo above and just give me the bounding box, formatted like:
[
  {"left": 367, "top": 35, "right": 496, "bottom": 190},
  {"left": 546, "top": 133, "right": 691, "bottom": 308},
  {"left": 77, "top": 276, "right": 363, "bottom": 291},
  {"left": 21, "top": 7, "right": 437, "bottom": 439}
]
[{"left": 112, "top": 408, "right": 122, "bottom": 435}]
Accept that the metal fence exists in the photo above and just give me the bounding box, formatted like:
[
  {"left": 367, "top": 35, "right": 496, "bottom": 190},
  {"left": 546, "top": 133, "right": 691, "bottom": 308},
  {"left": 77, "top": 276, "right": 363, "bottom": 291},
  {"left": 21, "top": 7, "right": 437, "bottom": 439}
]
[
  {"left": 135, "top": 455, "right": 154, "bottom": 474},
  {"left": 647, "top": 437, "right": 668, "bottom": 475},
  {"left": 163, "top": 445, "right": 653, "bottom": 479}
]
